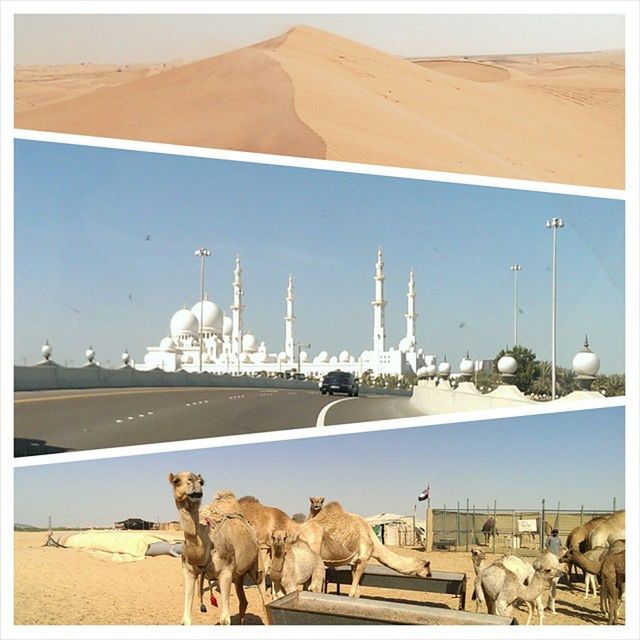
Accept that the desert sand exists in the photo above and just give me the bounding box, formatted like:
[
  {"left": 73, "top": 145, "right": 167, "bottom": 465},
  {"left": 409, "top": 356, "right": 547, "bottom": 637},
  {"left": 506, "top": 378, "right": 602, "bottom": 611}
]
[
  {"left": 14, "top": 532, "right": 621, "bottom": 626},
  {"left": 15, "top": 27, "right": 624, "bottom": 189}
]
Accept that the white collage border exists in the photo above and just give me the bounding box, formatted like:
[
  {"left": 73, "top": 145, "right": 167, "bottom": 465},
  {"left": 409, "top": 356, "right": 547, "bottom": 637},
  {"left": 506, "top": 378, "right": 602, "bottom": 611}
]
[{"left": 1, "top": 2, "right": 638, "bottom": 639}]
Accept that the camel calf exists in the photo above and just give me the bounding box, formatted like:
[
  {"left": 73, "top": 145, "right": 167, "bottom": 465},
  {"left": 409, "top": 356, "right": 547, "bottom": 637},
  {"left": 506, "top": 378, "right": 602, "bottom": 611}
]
[{"left": 269, "top": 530, "right": 325, "bottom": 597}]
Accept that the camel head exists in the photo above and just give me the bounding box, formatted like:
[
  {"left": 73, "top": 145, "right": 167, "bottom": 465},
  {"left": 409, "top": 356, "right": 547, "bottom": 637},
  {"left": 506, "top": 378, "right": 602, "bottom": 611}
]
[
  {"left": 308, "top": 496, "right": 325, "bottom": 517},
  {"left": 471, "top": 548, "right": 486, "bottom": 564},
  {"left": 168, "top": 471, "right": 205, "bottom": 507},
  {"left": 416, "top": 559, "right": 432, "bottom": 578},
  {"left": 271, "top": 529, "right": 288, "bottom": 557}
]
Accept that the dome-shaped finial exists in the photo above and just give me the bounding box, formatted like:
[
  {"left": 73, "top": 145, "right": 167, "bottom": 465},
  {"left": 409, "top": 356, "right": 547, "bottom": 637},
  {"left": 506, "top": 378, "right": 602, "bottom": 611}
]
[
  {"left": 86, "top": 346, "right": 95, "bottom": 363},
  {"left": 122, "top": 349, "right": 130, "bottom": 365},
  {"left": 497, "top": 352, "right": 518, "bottom": 381},
  {"left": 41, "top": 340, "right": 52, "bottom": 361},
  {"left": 573, "top": 336, "right": 600, "bottom": 383}
]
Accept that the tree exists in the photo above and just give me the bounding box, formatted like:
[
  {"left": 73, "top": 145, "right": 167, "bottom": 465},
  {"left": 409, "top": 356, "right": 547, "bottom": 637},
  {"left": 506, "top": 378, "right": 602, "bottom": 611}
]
[{"left": 593, "top": 373, "right": 625, "bottom": 397}]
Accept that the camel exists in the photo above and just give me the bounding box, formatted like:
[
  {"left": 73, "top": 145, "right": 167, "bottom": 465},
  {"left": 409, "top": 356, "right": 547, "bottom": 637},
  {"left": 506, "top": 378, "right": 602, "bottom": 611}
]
[
  {"left": 493, "top": 564, "right": 563, "bottom": 625},
  {"left": 481, "top": 517, "right": 498, "bottom": 546},
  {"left": 559, "top": 540, "right": 625, "bottom": 616},
  {"left": 533, "top": 550, "right": 566, "bottom": 614},
  {"left": 600, "top": 549, "right": 625, "bottom": 625},
  {"left": 588, "top": 511, "right": 625, "bottom": 549},
  {"left": 559, "top": 546, "right": 608, "bottom": 598},
  {"left": 308, "top": 496, "right": 325, "bottom": 519},
  {"left": 297, "top": 501, "right": 431, "bottom": 597},
  {"left": 565, "top": 516, "right": 607, "bottom": 588},
  {"left": 169, "top": 473, "right": 266, "bottom": 626},
  {"left": 269, "top": 529, "right": 325, "bottom": 596},
  {"left": 237, "top": 495, "right": 302, "bottom": 597}
]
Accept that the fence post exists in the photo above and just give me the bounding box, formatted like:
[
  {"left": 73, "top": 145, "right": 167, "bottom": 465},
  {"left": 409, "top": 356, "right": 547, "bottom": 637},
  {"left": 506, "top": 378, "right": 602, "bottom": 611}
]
[
  {"left": 580, "top": 505, "right": 584, "bottom": 526},
  {"left": 443, "top": 504, "right": 447, "bottom": 543},
  {"left": 541, "top": 498, "right": 546, "bottom": 551},
  {"left": 612, "top": 497, "right": 616, "bottom": 512},
  {"left": 472, "top": 505, "right": 476, "bottom": 546},
  {"left": 457, "top": 501, "right": 460, "bottom": 547},
  {"left": 465, "top": 498, "right": 469, "bottom": 552},
  {"left": 492, "top": 499, "right": 497, "bottom": 554}
]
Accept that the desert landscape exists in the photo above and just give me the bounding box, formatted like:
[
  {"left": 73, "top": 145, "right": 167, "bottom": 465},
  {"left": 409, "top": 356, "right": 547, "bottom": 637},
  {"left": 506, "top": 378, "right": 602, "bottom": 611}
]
[
  {"left": 15, "top": 26, "right": 624, "bottom": 188},
  {"left": 14, "top": 531, "right": 622, "bottom": 626}
]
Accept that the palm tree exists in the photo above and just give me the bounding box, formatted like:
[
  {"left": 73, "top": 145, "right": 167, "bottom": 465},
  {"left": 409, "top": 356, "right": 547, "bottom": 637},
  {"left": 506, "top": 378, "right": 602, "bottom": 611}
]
[{"left": 594, "top": 373, "right": 625, "bottom": 397}]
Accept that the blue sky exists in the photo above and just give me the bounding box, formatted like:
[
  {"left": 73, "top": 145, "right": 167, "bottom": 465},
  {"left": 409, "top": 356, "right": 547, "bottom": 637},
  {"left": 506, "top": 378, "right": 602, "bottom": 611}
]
[
  {"left": 14, "top": 140, "right": 625, "bottom": 372},
  {"left": 14, "top": 407, "right": 624, "bottom": 528},
  {"left": 14, "top": 14, "right": 625, "bottom": 65}
]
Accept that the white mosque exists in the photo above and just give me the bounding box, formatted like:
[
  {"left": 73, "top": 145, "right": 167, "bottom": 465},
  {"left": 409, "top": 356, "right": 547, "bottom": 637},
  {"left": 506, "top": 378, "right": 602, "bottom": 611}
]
[{"left": 137, "top": 249, "right": 432, "bottom": 378}]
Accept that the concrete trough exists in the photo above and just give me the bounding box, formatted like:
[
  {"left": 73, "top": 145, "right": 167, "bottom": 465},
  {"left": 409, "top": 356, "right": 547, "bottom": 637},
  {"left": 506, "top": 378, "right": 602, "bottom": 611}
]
[
  {"left": 325, "top": 564, "right": 468, "bottom": 610},
  {"left": 266, "top": 591, "right": 517, "bottom": 625}
]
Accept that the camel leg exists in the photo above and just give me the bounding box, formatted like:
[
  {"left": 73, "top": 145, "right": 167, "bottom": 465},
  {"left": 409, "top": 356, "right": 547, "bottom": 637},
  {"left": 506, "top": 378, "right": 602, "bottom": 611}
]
[
  {"left": 546, "top": 579, "right": 557, "bottom": 614},
  {"left": 180, "top": 560, "right": 198, "bottom": 625},
  {"left": 535, "top": 596, "right": 545, "bottom": 625},
  {"left": 217, "top": 567, "right": 233, "bottom": 626},
  {"left": 248, "top": 561, "right": 270, "bottom": 625},
  {"left": 348, "top": 561, "right": 367, "bottom": 598},
  {"left": 608, "top": 583, "right": 618, "bottom": 625},
  {"left": 234, "top": 576, "right": 248, "bottom": 625}
]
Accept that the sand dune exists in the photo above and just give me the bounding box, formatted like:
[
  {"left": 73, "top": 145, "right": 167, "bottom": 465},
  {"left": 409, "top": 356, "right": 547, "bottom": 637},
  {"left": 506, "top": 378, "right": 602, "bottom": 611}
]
[{"left": 15, "top": 26, "right": 624, "bottom": 188}]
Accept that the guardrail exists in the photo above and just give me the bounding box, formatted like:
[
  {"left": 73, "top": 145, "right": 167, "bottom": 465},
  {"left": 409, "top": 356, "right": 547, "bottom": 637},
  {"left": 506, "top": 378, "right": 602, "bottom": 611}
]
[{"left": 13, "top": 365, "right": 410, "bottom": 397}]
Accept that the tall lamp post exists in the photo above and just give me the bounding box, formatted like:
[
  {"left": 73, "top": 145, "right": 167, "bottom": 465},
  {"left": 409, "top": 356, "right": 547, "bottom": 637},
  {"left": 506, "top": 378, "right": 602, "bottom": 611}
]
[
  {"left": 510, "top": 264, "right": 522, "bottom": 346},
  {"left": 194, "top": 247, "right": 211, "bottom": 373},
  {"left": 545, "top": 218, "right": 564, "bottom": 400}
]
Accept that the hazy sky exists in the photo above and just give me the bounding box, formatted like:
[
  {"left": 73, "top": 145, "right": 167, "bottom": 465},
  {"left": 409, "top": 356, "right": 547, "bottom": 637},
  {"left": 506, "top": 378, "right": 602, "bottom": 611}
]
[
  {"left": 14, "top": 407, "right": 624, "bottom": 528},
  {"left": 14, "top": 140, "right": 625, "bottom": 372},
  {"left": 14, "top": 13, "right": 625, "bottom": 65}
]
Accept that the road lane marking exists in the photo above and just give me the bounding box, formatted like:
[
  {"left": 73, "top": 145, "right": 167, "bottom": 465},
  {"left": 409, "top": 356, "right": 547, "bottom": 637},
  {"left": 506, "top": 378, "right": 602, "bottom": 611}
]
[
  {"left": 14, "top": 387, "right": 216, "bottom": 404},
  {"left": 315, "top": 397, "right": 359, "bottom": 427}
]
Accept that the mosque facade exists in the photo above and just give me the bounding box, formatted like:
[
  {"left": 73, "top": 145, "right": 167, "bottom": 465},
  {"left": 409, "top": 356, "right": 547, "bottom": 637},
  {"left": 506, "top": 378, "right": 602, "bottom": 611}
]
[{"left": 137, "top": 249, "right": 432, "bottom": 378}]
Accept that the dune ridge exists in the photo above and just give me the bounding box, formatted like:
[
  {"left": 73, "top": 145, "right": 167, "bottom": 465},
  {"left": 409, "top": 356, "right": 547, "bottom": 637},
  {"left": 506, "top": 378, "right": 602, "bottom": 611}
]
[{"left": 15, "top": 26, "right": 624, "bottom": 188}]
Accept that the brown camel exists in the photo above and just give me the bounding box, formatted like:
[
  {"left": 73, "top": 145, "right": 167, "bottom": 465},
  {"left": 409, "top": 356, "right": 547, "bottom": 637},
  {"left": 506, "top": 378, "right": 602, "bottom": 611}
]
[
  {"left": 308, "top": 496, "right": 325, "bottom": 519},
  {"left": 297, "top": 501, "right": 431, "bottom": 597},
  {"left": 588, "top": 511, "right": 625, "bottom": 549},
  {"left": 169, "top": 474, "right": 266, "bottom": 625},
  {"left": 559, "top": 541, "right": 625, "bottom": 618},
  {"left": 600, "top": 550, "right": 625, "bottom": 625},
  {"left": 565, "top": 516, "right": 607, "bottom": 588},
  {"left": 237, "top": 495, "right": 302, "bottom": 597}
]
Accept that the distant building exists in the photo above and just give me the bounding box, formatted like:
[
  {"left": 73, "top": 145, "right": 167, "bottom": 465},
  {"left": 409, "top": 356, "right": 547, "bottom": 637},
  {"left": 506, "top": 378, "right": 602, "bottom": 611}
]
[
  {"left": 114, "top": 518, "right": 156, "bottom": 530},
  {"left": 137, "top": 249, "right": 434, "bottom": 378}
]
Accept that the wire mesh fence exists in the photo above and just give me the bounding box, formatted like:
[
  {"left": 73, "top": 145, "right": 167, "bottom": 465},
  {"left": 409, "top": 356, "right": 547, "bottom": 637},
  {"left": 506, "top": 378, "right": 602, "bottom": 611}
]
[{"left": 377, "top": 499, "right": 619, "bottom": 552}]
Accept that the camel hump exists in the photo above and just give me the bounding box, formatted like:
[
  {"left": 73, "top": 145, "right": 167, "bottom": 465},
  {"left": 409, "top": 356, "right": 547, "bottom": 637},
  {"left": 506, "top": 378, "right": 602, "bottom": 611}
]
[
  {"left": 214, "top": 489, "right": 237, "bottom": 501},
  {"left": 238, "top": 495, "right": 260, "bottom": 504},
  {"left": 323, "top": 501, "right": 344, "bottom": 512}
]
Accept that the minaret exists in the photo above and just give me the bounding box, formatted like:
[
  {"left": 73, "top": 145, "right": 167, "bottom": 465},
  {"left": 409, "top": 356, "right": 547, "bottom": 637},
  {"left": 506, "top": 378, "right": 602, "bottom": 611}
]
[
  {"left": 231, "top": 255, "right": 244, "bottom": 358},
  {"left": 372, "top": 247, "right": 386, "bottom": 353},
  {"left": 284, "top": 274, "right": 295, "bottom": 361},
  {"left": 405, "top": 269, "right": 417, "bottom": 345}
]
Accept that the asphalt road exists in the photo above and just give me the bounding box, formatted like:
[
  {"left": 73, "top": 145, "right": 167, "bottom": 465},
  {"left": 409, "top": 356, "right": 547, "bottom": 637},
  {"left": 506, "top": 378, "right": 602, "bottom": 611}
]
[{"left": 14, "top": 387, "right": 423, "bottom": 456}]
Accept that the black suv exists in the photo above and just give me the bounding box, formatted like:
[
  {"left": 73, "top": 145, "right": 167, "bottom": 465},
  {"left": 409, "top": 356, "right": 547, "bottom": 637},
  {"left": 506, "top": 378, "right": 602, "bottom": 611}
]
[{"left": 319, "top": 371, "right": 359, "bottom": 396}]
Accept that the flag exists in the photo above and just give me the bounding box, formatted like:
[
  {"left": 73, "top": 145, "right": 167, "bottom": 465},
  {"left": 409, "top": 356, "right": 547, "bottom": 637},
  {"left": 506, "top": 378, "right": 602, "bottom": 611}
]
[{"left": 418, "top": 483, "right": 430, "bottom": 502}]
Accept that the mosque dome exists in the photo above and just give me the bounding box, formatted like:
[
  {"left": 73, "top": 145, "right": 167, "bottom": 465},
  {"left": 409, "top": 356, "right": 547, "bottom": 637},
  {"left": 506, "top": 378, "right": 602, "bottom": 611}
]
[
  {"left": 317, "top": 350, "right": 329, "bottom": 363},
  {"left": 242, "top": 333, "right": 258, "bottom": 353},
  {"left": 182, "top": 354, "right": 193, "bottom": 364},
  {"left": 41, "top": 342, "right": 52, "bottom": 360},
  {"left": 222, "top": 316, "right": 233, "bottom": 336},
  {"left": 329, "top": 356, "right": 338, "bottom": 364},
  {"left": 85, "top": 347, "right": 96, "bottom": 363},
  {"left": 252, "top": 351, "right": 267, "bottom": 364},
  {"left": 191, "top": 296, "right": 224, "bottom": 335},
  {"left": 299, "top": 351, "right": 309, "bottom": 363},
  {"left": 572, "top": 336, "right": 600, "bottom": 377},
  {"left": 426, "top": 363, "right": 437, "bottom": 377},
  {"left": 417, "top": 366, "right": 429, "bottom": 379},
  {"left": 399, "top": 337, "right": 415, "bottom": 353},
  {"left": 339, "top": 350, "right": 350, "bottom": 363},
  {"left": 277, "top": 351, "right": 288, "bottom": 363},
  {"left": 160, "top": 336, "right": 176, "bottom": 350},
  {"left": 170, "top": 308, "right": 199, "bottom": 339},
  {"left": 360, "top": 350, "right": 370, "bottom": 362}
]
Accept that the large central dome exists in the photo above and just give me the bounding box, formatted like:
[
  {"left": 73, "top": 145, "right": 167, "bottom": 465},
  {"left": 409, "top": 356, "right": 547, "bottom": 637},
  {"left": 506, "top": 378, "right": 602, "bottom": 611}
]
[{"left": 191, "top": 295, "right": 224, "bottom": 335}]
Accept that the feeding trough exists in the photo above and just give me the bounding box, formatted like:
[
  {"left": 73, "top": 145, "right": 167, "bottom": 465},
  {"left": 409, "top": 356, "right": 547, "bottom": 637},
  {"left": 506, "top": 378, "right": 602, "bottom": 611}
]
[{"left": 266, "top": 591, "right": 518, "bottom": 625}]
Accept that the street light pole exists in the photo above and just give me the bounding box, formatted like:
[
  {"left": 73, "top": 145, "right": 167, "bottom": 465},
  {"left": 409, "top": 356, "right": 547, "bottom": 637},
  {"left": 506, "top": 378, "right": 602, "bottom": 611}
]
[
  {"left": 194, "top": 247, "right": 211, "bottom": 373},
  {"left": 545, "top": 218, "right": 564, "bottom": 400},
  {"left": 510, "top": 264, "right": 522, "bottom": 346}
]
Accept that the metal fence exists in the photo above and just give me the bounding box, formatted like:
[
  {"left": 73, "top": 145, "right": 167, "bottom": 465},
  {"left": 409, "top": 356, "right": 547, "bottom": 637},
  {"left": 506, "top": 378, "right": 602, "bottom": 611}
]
[{"left": 411, "top": 499, "right": 619, "bottom": 552}]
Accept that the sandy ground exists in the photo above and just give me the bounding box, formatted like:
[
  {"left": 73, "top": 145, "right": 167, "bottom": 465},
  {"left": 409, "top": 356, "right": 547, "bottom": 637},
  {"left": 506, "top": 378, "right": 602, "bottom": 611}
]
[
  {"left": 14, "top": 532, "right": 622, "bottom": 626},
  {"left": 14, "top": 27, "right": 624, "bottom": 189}
]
